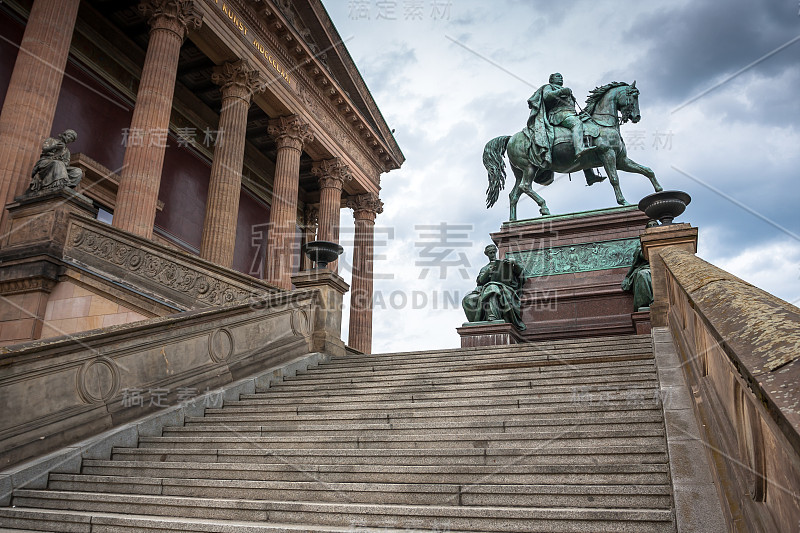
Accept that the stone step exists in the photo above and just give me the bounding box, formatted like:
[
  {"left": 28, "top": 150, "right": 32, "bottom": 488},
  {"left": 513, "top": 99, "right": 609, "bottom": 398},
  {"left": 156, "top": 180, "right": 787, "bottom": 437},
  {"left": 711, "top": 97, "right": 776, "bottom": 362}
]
[
  {"left": 0, "top": 507, "right": 422, "bottom": 533},
  {"left": 136, "top": 427, "right": 666, "bottom": 450},
  {"left": 81, "top": 460, "right": 670, "bottom": 486},
  {"left": 48, "top": 473, "right": 672, "bottom": 509},
  {"left": 183, "top": 410, "right": 664, "bottom": 429},
  {"left": 325, "top": 335, "right": 652, "bottom": 366},
  {"left": 111, "top": 445, "right": 669, "bottom": 466},
  {"left": 257, "top": 375, "right": 659, "bottom": 401},
  {"left": 208, "top": 394, "right": 662, "bottom": 420},
  {"left": 167, "top": 417, "right": 666, "bottom": 438},
  {"left": 294, "top": 348, "right": 654, "bottom": 379},
  {"left": 316, "top": 359, "right": 656, "bottom": 384},
  {"left": 9, "top": 491, "right": 675, "bottom": 532},
  {"left": 190, "top": 405, "right": 664, "bottom": 427},
  {"left": 264, "top": 368, "right": 658, "bottom": 394}
]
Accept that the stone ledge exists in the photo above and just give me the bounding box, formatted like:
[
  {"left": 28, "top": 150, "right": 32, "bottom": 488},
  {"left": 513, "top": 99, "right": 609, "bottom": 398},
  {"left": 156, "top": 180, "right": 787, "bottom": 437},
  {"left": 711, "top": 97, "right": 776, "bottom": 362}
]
[{"left": 652, "top": 327, "right": 726, "bottom": 533}]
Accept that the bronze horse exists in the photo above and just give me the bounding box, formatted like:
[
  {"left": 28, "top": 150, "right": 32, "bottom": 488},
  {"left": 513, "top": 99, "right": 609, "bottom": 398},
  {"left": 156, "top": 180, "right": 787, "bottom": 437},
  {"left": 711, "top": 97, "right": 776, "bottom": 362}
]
[{"left": 483, "top": 82, "right": 662, "bottom": 221}]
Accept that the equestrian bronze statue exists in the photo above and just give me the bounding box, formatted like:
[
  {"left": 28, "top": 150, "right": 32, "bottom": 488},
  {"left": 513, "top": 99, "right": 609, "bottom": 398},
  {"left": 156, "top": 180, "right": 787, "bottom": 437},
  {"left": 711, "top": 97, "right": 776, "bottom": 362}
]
[{"left": 483, "top": 73, "right": 663, "bottom": 221}]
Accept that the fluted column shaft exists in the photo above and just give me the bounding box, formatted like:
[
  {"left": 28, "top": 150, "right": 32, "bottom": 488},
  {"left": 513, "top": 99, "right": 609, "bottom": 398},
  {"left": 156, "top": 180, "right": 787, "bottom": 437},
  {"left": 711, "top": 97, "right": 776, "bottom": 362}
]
[
  {"left": 113, "top": 0, "right": 201, "bottom": 238},
  {"left": 265, "top": 116, "right": 313, "bottom": 289},
  {"left": 301, "top": 204, "right": 318, "bottom": 271},
  {"left": 200, "top": 61, "right": 265, "bottom": 267},
  {"left": 0, "top": 0, "right": 80, "bottom": 230},
  {"left": 313, "top": 159, "right": 351, "bottom": 272},
  {"left": 347, "top": 194, "right": 383, "bottom": 354}
]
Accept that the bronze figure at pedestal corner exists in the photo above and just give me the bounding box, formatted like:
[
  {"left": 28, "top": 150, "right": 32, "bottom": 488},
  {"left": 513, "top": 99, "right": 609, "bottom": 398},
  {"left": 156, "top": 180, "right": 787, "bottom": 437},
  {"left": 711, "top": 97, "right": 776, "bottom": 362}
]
[
  {"left": 29, "top": 129, "right": 83, "bottom": 193},
  {"left": 622, "top": 240, "right": 654, "bottom": 312},
  {"left": 484, "top": 74, "right": 663, "bottom": 221},
  {"left": 462, "top": 244, "right": 526, "bottom": 330}
]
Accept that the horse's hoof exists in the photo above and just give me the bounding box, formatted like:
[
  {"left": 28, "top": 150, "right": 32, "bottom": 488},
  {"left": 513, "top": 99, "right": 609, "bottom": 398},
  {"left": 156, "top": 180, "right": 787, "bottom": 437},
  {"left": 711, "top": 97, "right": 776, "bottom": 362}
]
[
  {"left": 540, "top": 208, "right": 551, "bottom": 216},
  {"left": 655, "top": 186, "right": 663, "bottom": 192},
  {"left": 618, "top": 199, "right": 630, "bottom": 206}
]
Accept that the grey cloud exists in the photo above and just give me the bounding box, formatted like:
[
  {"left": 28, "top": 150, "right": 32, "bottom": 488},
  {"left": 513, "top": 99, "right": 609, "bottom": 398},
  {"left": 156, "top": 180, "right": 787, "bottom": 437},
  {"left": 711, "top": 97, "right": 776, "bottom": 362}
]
[{"left": 628, "top": 0, "right": 800, "bottom": 106}]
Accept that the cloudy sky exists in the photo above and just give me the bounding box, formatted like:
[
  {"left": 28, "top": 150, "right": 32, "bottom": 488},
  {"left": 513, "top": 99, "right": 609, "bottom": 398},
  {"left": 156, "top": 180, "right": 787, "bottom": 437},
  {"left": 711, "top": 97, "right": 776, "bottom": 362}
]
[{"left": 323, "top": 0, "right": 800, "bottom": 353}]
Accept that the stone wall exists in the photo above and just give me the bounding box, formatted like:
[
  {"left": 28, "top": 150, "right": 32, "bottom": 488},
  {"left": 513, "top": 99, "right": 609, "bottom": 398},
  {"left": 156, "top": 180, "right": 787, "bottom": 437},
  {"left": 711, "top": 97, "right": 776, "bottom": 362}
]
[{"left": 662, "top": 248, "right": 800, "bottom": 532}]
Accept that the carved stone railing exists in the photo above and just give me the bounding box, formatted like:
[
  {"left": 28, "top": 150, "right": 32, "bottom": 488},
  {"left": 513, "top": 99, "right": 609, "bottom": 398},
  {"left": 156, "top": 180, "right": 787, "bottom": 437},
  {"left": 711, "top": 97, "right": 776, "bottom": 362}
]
[
  {"left": 64, "top": 214, "right": 281, "bottom": 310},
  {"left": 0, "top": 289, "right": 317, "bottom": 468},
  {"left": 661, "top": 248, "right": 800, "bottom": 532}
]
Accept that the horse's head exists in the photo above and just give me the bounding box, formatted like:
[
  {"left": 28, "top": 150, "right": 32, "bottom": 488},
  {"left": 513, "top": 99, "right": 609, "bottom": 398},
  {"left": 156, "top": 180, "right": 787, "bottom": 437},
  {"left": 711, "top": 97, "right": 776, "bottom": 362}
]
[{"left": 618, "top": 81, "right": 641, "bottom": 124}]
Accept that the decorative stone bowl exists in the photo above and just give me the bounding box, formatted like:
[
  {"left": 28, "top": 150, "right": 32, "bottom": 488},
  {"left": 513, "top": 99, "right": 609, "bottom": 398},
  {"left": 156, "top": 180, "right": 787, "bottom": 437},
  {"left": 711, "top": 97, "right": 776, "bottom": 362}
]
[
  {"left": 638, "top": 190, "right": 692, "bottom": 225},
  {"left": 303, "top": 240, "right": 344, "bottom": 269}
]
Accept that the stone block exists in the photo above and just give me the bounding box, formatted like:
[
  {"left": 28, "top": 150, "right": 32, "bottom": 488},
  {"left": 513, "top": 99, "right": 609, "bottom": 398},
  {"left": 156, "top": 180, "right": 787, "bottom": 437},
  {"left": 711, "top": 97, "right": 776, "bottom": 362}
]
[{"left": 673, "top": 482, "right": 727, "bottom": 533}]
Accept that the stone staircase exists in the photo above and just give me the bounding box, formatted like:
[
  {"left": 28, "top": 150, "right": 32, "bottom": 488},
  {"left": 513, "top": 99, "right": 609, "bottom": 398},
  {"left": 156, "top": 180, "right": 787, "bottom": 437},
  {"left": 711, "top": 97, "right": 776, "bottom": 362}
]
[{"left": 0, "top": 334, "right": 676, "bottom": 532}]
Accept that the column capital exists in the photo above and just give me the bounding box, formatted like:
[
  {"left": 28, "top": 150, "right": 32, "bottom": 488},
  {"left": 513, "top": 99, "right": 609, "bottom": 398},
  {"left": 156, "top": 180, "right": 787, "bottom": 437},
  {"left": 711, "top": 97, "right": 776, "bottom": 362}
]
[
  {"left": 312, "top": 158, "right": 352, "bottom": 190},
  {"left": 347, "top": 193, "right": 383, "bottom": 221},
  {"left": 268, "top": 115, "right": 314, "bottom": 152},
  {"left": 212, "top": 60, "right": 266, "bottom": 102},
  {"left": 139, "top": 0, "right": 203, "bottom": 40}
]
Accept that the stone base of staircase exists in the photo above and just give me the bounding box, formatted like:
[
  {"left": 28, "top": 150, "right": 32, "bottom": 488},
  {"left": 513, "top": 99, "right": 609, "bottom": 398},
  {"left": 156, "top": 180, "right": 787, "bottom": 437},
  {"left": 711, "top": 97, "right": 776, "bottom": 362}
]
[{"left": 0, "top": 334, "right": 706, "bottom": 532}]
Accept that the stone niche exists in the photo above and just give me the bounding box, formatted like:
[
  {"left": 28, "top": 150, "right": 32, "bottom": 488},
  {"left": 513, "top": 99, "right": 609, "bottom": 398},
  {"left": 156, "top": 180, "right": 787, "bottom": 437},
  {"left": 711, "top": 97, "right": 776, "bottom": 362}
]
[{"left": 492, "top": 206, "right": 651, "bottom": 341}]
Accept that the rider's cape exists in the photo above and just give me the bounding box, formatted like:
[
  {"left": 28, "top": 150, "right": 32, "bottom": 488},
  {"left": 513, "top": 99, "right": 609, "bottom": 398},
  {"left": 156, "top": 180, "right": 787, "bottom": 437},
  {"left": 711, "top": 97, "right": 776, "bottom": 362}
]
[{"left": 523, "top": 84, "right": 557, "bottom": 170}]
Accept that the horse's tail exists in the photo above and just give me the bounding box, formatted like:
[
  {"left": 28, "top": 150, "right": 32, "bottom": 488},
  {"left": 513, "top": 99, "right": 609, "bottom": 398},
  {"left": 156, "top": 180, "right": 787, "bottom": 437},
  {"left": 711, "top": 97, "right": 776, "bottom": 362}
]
[{"left": 483, "top": 135, "right": 511, "bottom": 208}]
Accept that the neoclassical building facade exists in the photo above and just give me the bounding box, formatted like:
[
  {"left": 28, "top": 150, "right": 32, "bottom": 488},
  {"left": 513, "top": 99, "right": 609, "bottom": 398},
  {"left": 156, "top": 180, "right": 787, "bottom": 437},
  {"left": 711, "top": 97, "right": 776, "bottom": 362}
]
[{"left": 0, "top": 0, "right": 403, "bottom": 353}]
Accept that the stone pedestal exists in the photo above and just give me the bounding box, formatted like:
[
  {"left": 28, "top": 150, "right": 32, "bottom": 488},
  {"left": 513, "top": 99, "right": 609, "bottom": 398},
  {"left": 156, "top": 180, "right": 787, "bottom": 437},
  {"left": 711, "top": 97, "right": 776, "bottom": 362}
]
[
  {"left": 640, "top": 223, "right": 698, "bottom": 327},
  {"left": 291, "top": 269, "right": 349, "bottom": 357},
  {"left": 631, "top": 309, "right": 652, "bottom": 335},
  {"left": 457, "top": 321, "right": 524, "bottom": 348},
  {"left": 491, "top": 206, "right": 650, "bottom": 341},
  {"left": 0, "top": 189, "right": 97, "bottom": 344}
]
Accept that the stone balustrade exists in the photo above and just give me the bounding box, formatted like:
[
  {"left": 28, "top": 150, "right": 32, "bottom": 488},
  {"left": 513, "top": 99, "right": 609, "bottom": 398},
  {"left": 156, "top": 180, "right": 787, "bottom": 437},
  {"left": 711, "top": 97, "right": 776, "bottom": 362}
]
[
  {"left": 64, "top": 214, "right": 281, "bottom": 310},
  {"left": 0, "top": 289, "right": 318, "bottom": 468},
  {"left": 661, "top": 248, "right": 800, "bottom": 532}
]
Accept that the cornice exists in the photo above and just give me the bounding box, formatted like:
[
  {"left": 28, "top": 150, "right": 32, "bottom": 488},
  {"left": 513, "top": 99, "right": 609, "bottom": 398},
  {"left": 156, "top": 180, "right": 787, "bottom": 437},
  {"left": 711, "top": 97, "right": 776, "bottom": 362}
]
[{"left": 231, "top": 0, "right": 400, "bottom": 177}]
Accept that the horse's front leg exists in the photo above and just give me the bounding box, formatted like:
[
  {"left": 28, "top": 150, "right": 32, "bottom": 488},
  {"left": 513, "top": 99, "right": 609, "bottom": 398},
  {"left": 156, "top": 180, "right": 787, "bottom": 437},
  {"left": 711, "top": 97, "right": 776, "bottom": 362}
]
[
  {"left": 598, "top": 148, "right": 629, "bottom": 206},
  {"left": 618, "top": 156, "right": 662, "bottom": 192}
]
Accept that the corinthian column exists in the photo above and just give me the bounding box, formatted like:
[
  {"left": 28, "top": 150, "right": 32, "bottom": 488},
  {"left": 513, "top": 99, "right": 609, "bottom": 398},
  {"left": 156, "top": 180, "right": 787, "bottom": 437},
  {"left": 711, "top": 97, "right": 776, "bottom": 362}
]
[
  {"left": 312, "top": 158, "right": 351, "bottom": 271},
  {"left": 347, "top": 193, "right": 383, "bottom": 354},
  {"left": 264, "top": 115, "right": 313, "bottom": 289},
  {"left": 200, "top": 60, "right": 265, "bottom": 267},
  {"left": 113, "top": 0, "right": 202, "bottom": 239},
  {"left": 0, "top": 0, "right": 81, "bottom": 228}
]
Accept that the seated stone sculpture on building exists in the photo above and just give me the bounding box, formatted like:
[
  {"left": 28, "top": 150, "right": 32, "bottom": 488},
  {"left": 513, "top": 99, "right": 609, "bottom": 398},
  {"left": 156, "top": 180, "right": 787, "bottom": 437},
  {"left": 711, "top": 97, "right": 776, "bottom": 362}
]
[
  {"left": 30, "top": 129, "right": 83, "bottom": 192},
  {"left": 622, "top": 241, "right": 653, "bottom": 311},
  {"left": 462, "top": 244, "right": 526, "bottom": 330}
]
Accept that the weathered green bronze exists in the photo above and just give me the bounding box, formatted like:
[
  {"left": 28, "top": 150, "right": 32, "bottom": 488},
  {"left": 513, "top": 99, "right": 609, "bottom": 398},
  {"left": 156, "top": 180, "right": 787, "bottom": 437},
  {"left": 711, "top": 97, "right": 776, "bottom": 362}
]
[
  {"left": 507, "top": 237, "right": 640, "bottom": 278},
  {"left": 462, "top": 244, "right": 526, "bottom": 330},
  {"left": 484, "top": 75, "right": 663, "bottom": 221},
  {"left": 622, "top": 241, "right": 653, "bottom": 311}
]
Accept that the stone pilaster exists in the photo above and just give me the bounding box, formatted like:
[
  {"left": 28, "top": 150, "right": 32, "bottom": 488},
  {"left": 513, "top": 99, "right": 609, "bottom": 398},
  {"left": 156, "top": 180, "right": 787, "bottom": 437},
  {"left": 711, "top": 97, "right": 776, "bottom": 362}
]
[
  {"left": 312, "top": 158, "right": 351, "bottom": 271},
  {"left": 199, "top": 60, "right": 265, "bottom": 267},
  {"left": 113, "top": 0, "right": 202, "bottom": 239},
  {"left": 0, "top": 0, "right": 81, "bottom": 231},
  {"left": 301, "top": 204, "right": 319, "bottom": 271},
  {"left": 346, "top": 193, "right": 383, "bottom": 354},
  {"left": 264, "top": 115, "right": 313, "bottom": 289}
]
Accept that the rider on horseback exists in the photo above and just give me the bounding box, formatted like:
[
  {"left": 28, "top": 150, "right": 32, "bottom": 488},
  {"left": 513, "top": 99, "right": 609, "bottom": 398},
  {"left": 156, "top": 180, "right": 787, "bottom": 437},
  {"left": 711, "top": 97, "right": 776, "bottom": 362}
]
[{"left": 524, "top": 73, "right": 602, "bottom": 185}]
